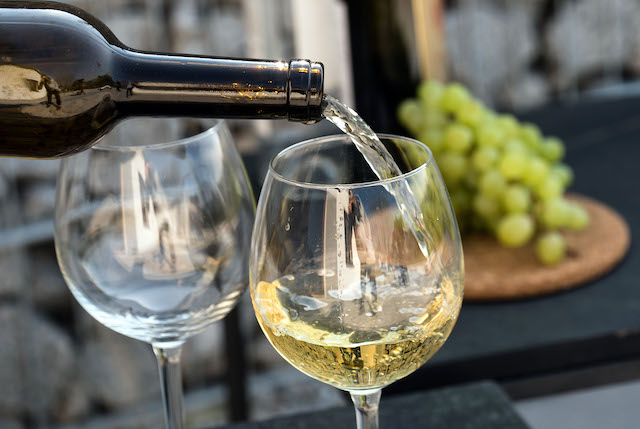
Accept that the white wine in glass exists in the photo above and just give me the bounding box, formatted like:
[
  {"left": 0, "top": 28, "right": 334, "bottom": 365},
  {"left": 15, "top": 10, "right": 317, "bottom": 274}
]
[{"left": 250, "top": 134, "right": 463, "bottom": 428}]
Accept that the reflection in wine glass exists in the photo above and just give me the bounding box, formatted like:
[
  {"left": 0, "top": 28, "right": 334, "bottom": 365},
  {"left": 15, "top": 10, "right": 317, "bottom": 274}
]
[
  {"left": 250, "top": 134, "right": 463, "bottom": 429},
  {"left": 55, "top": 120, "right": 254, "bottom": 429}
]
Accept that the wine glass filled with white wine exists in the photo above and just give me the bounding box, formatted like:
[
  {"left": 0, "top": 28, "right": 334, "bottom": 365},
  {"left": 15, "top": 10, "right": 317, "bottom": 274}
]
[{"left": 250, "top": 133, "right": 463, "bottom": 428}]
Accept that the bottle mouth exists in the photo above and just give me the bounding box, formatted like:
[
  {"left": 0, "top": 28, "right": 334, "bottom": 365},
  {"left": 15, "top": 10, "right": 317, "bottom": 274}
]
[{"left": 287, "top": 60, "right": 324, "bottom": 123}]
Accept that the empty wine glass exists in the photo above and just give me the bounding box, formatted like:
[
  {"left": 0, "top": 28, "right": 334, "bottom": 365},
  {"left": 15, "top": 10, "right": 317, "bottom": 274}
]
[
  {"left": 55, "top": 119, "right": 255, "bottom": 429},
  {"left": 250, "top": 134, "right": 463, "bottom": 428}
]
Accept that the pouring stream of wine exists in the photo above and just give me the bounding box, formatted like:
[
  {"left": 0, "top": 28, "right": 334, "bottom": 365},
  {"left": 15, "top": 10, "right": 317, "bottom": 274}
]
[{"left": 322, "top": 95, "right": 441, "bottom": 267}]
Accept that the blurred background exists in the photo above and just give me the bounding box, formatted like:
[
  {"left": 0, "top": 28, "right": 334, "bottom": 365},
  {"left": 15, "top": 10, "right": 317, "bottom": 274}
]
[{"left": 1, "top": 0, "right": 639, "bottom": 428}]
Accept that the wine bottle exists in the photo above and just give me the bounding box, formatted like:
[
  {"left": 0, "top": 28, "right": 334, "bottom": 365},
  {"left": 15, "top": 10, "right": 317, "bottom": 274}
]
[
  {"left": 344, "top": 0, "right": 419, "bottom": 134},
  {"left": 0, "top": 1, "right": 324, "bottom": 158}
]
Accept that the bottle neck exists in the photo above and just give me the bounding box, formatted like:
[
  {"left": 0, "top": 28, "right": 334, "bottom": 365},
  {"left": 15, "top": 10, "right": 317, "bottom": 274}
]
[{"left": 113, "top": 50, "right": 324, "bottom": 122}]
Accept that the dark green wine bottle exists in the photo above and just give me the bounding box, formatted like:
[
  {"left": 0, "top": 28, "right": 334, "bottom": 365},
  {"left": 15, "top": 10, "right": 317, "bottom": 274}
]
[{"left": 0, "top": 1, "right": 324, "bottom": 158}]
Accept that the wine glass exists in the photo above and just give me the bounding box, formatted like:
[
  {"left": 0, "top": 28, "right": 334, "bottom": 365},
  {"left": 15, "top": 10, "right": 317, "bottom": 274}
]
[
  {"left": 54, "top": 119, "right": 255, "bottom": 429},
  {"left": 250, "top": 134, "right": 463, "bottom": 428}
]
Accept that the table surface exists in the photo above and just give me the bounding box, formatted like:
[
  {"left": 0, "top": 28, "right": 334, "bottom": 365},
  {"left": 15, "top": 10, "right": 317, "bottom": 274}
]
[
  {"left": 219, "top": 381, "right": 530, "bottom": 429},
  {"left": 386, "top": 96, "right": 640, "bottom": 397}
]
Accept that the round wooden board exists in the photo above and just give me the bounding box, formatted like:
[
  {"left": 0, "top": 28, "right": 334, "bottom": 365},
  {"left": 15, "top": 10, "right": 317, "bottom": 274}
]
[{"left": 463, "top": 194, "right": 631, "bottom": 301}]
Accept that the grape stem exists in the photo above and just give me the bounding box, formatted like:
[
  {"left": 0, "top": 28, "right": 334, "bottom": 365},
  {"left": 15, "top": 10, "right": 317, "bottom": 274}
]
[{"left": 350, "top": 389, "right": 382, "bottom": 429}]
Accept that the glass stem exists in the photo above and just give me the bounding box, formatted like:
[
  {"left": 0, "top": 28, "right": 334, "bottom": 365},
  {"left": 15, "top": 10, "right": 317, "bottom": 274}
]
[
  {"left": 153, "top": 344, "right": 185, "bottom": 429},
  {"left": 350, "top": 389, "right": 382, "bottom": 429}
]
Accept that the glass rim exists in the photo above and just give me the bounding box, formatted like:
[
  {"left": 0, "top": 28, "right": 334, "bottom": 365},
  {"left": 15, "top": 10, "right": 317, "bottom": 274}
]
[
  {"left": 268, "top": 133, "right": 434, "bottom": 190},
  {"left": 93, "top": 119, "right": 224, "bottom": 152}
]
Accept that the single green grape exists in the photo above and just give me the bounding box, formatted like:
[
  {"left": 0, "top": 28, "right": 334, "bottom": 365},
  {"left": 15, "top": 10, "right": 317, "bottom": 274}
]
[
  {"left": 520, "top": 123, "right": 543, "bottom": 148},
  {"left": 437, "top": 151, "right": 468, "bottom": 186},
  {"left": 456, "top": 101, "right": 487, "bottom": 129},
  {"left": 418, "top": 128, "right": 445, "bottom": 153},
  {"left": 471, "top": 146, "right": 500, "bottom": 172},
  {"left": 541, "top": 197, "right": 572, "bottom": 228},
  {"left": 441, "top": 83, "right": 471, "bottom": 113},
  {"left": 502, "top": 185, "right": 531, "bottom": 214},
  {"left": 535, "top": 175, "right": 564, "bottom": 201},
  {"left": 479, "top": 169, "right": 507, "bottom": 199},
  {"left": 536, "top": 232, "right": 567, "bottom": 265},
  {"left": 444, "top": 123, "right": 473, "bottom": 153},
  {"left": 423, "top": 110, "right": 449, "bottom": 129},
  {"left": 496, "top": 114, "right": 519, "bottom": 138},
  {"left": 477, "top": 123, "right": 505, "bottom": 148},
  {"left": 523, "top": 156, "right": 550, "bottom": 187},
  {"left": 541, "top": 137, "right": 565, "bottom": 162},
  {"left": 397, "top": 99, "right": 424, "bottom": 134},
  {"left": 499, "top": 150, "right": 528, "bottom": 180},
  {"left": 503, "top": 139, "right": 529, "bottom": 154},
  {"left": 551, "top": 163, "right": 574, "bottom": 187},
  {"left": 496, "top": 214, "right": 535, "bottom": 247},
  {"left": 567, "top": 203, "right": 589, "bottom": 230},
  {"left": 473, "top": 193, "right": 502, "bottom": 220},
  {"left": 417, "top": 80, "right": 445, "bottom": 107}
]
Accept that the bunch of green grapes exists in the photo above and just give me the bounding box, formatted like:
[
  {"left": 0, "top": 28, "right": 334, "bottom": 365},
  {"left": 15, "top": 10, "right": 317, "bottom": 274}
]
[{"left": 398, "top": 81, "right": 589, "bottom": 265}]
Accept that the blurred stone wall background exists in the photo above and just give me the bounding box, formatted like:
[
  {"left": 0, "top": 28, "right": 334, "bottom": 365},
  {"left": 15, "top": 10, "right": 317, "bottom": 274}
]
[
  {"left": 446, "top": 0, "right": 640, "bottom": 109},
  {"left": 0, "top": 0, "right": 639, "bottom": 428}
]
